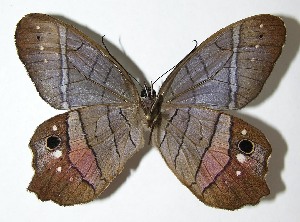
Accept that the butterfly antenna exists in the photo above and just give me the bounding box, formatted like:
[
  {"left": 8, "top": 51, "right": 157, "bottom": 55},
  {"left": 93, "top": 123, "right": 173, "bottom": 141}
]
[
  {"left": 152, "top": 65, "right": 176, "bottom": 85},
  {"left": 101, "top": 35, "right": 143, "bottom": 89},
  {"left": 130, "top": 73, "right": 144, "bottom": 88},
  {"left": 150, "top": 81, "right": 154, "bottom": 96},
  {"left": 193, "top": 39, "right": 198, "bottom": 49},
  {"left": 101, "top": 35, "right": 109, "bottom": 51},
  {"left": 152, "top": 40, "right": 198, "bottom": 86},
  {"left": 101, "top": 35, "right": 125, "bottom": 67}
]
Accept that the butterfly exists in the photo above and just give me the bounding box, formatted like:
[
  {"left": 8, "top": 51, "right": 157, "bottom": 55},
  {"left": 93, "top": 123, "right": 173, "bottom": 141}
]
[{"left": 15, "top": 13, "right": 286, "bottom": 210}]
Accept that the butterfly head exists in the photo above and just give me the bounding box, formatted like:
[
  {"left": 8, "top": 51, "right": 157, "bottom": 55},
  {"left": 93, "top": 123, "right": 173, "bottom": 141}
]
[{"left": 140, "top": 85, "right": 156, "bottom": 99}]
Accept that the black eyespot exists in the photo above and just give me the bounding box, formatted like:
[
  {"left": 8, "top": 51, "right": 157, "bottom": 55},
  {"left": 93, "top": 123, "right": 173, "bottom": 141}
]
[
  {"left": 46, "top": 136, "right": 61, "bottom": 150},
  {"left": 36, "top": 35, "right": 41, "bottom": 41},
  {"left": 238, "top": 139, "right": 254, "bottom": 154},
  {"left": 258, "top": 34, "right": 264, "bottom": 39}
]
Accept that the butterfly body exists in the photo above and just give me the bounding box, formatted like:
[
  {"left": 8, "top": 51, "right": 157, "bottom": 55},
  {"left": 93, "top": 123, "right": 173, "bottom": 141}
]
[{"left": 16, "top": 13, "right": 285, "bottom": 209}]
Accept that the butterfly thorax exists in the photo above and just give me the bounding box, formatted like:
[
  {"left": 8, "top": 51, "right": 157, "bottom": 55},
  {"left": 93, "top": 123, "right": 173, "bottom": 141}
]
[{"left": 140, "top": 86, "right": 163, "bottom": 128}]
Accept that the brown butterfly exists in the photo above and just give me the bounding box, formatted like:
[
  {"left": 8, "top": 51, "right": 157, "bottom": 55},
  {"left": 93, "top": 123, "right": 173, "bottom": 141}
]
[{"left": 15, "top": 13, "right": 285, "bottom": 210}]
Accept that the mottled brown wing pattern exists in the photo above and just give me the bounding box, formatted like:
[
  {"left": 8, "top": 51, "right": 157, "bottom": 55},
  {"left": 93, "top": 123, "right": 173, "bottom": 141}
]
[
  {"left": 153, "top": 106, "right": 271, "bottom": 210},
  {"left": 28, "top": 113, "right": 101, "bottom": 205},
  {"left": 29, "top": 105, "right": 144, "bottom": 205},
  {"left": 77, "top": 105, "right": 144, "bottom": 179},
  {"left": 15, "top": 14, "right": 139, "bottom": 109},
  {"left": 159, "top": 15, "right": 286, "bottom": 110},
  {"left": 154, "top": 15, "right": 285, "bottom": 210}
]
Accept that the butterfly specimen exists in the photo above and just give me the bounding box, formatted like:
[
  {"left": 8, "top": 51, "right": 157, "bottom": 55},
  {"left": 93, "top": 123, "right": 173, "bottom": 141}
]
[{"left": 15, "top": 13, "right": 285, "bottom": 210}]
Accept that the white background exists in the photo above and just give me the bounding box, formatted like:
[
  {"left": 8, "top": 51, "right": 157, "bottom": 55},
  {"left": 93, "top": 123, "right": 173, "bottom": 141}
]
[{"left": 1, "top": 0, "right": 299, "bottom": 221}]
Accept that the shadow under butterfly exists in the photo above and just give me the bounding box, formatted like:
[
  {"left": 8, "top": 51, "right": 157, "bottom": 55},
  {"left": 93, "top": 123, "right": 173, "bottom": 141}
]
[{"left": 15, "top": 13, "right": 286, "bottom": 210}]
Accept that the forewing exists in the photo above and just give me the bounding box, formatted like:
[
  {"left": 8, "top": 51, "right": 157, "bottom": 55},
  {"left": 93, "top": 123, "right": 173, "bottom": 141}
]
[
  {"left": 15, "top": 13, "right": 139, "bottom": 109},
  {"left": 159, "top": 14, "right": 285, "bottom": 110},
  {"left": 28, "top": 105, "right": 144, "bottom": 205},
  {"left": 153, "top": 107, "right": 271, "bottom": 210}
]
